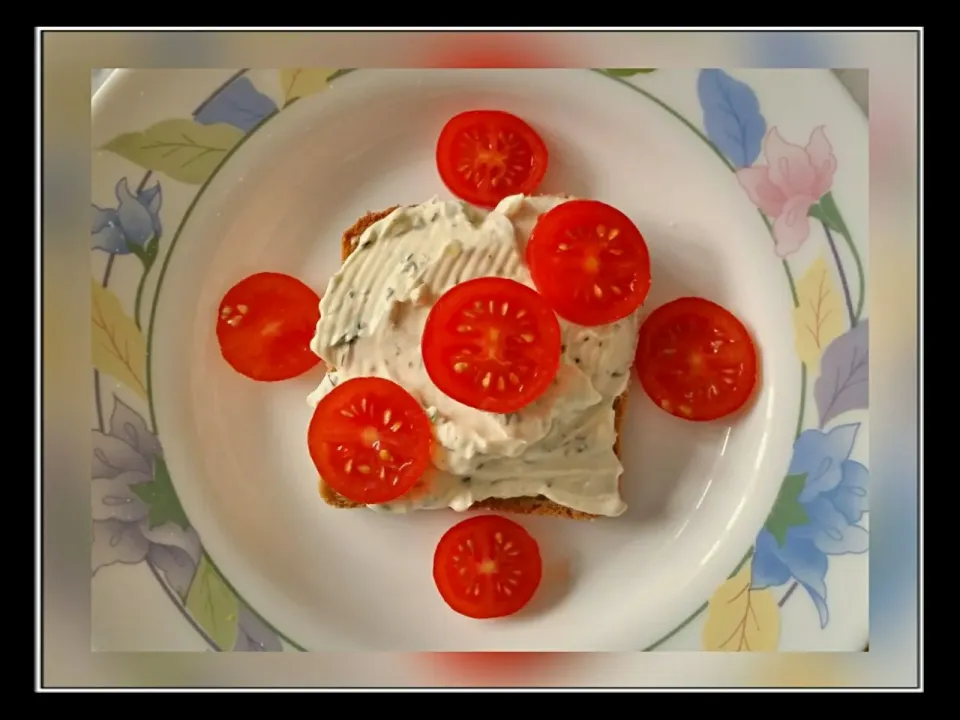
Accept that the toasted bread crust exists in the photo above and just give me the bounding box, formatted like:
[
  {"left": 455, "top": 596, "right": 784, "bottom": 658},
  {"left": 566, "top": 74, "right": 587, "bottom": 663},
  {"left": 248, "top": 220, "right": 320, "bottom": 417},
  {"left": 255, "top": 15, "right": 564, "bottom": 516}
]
[{"left": 318, "top": 205, "right": 628, "bottom": 520}]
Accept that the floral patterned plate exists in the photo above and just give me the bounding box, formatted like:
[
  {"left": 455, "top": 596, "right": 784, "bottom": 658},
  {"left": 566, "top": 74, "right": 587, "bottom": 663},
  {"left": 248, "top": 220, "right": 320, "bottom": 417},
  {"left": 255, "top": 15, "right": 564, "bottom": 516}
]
[{"left": 91, "top": 69, "right": 868, "bottom": 653}]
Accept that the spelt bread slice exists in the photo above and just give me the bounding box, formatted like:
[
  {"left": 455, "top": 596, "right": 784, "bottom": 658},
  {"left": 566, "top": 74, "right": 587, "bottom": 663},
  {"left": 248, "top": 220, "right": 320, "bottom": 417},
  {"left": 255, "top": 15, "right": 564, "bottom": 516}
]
[{"left": 317, "top": 205, "right": 629, "bottom": 520}]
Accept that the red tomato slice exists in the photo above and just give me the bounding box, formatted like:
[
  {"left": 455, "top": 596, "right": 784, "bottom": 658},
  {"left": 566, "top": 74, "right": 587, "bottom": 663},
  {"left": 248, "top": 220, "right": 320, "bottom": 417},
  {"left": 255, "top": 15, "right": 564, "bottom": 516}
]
[
  {"left": 436, "top": 110, "right": 549, "bottom": 208},
  {"left": 421, "top": 277, "right": 562, "bottom": 414},
  {"left": 307, "top": 377, "right": 434, "bottom": 504},
  {"left": 433, "top": 515, "right": 543, "bottom": 619},
  {"left": 635, "top": 297, "right": 759, "bottom": 422},
  {"left": 216, "top": 272, "right": 323, "bottom": 382},
  {"left": 526, "top": 200, "right": 652, "bottom": 327}
]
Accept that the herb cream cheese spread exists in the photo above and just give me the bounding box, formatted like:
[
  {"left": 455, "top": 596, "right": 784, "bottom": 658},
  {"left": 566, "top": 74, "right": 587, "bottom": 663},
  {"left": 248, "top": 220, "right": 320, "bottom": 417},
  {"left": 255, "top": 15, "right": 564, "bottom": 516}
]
[{"left": 308, "top": 194, "right": 640, "bottom": 517}]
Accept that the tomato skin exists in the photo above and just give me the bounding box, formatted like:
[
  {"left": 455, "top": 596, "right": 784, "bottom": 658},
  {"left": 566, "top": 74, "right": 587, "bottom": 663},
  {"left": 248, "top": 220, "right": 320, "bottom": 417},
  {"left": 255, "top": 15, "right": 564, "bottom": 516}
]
[
  {"left": 635, "top": 297, "right": 759, "bottom": 422},
  {"left": 421, "top": 277, "right": 562, "bottom": 414},
  {"left": 436, "top": 110, "right": 549, "bottom": 208},
  {"left": 433, "top": 514, "right": 543, "bottom": 619},
  {"left": 527, "top": 200, "right": 651, "bottom": 327},
  {"left": 215, "top": 272, "right": 323, "bottom": 382},
  {"left": 307, "top": 377, "right": 435, "bottom": 505}
]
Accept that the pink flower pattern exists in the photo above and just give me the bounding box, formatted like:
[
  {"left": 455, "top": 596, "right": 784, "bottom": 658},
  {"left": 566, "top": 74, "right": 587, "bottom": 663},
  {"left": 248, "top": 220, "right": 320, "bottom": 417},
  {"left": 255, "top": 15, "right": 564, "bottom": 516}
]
[{"left": 736, "top": 126, "right": 837, "bottom": 258}]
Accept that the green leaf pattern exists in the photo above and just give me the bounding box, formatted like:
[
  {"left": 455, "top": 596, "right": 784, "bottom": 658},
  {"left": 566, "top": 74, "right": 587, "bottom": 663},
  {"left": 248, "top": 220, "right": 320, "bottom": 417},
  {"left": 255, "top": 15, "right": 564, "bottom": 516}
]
[
  {"left": 185, "top": 554, "right": 240, "bottom": 650},
  {"left": 129, "top": 455, "right": 190, "bottom": 530},
  {"left": 603, "top": 68, "right": 658, "bottom": 77},
  {"left": 764, "top": 473, "right": 811, "bottom": 546},
  {"left": 809, "top": 191, "right": 851, "bottom": 238},
  {"left": 102, "top": 119, "right": 244, "bottom": 185}
]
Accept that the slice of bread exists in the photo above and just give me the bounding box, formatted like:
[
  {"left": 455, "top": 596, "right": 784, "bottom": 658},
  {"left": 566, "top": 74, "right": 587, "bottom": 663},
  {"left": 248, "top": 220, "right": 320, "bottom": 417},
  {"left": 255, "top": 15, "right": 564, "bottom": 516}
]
[{"left": 317, "top": 205, "right": 629, "bottom": 520}]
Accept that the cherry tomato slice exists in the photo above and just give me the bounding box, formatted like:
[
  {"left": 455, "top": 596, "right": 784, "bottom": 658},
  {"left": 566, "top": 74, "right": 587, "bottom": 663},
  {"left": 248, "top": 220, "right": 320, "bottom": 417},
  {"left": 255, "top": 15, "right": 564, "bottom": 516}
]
[
  {"left": 307, "top": 377, "right": 434, "bottom": 504},
  {"left": 421, "top": 277, "right": 562, "bottom": 414},
  {"left": 526, "top": 200, "right": 652, "bottom": 327},
  {"left": 436, "top": 110, "right": 549, "bottom": 208},
  {"left": 635, "top": 297, "right": 759, "bottom": 422},
  {"left": 216, "top": 272, "right": 323, "bottom": 382},
  {"left": 433, "top": 515, "right": 543, "bottom": 619}
]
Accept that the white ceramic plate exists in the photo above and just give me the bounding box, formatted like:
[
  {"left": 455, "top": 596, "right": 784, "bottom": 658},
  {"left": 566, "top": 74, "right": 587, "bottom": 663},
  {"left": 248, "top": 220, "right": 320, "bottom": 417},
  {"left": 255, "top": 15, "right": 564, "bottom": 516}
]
[{"left": 91, "top": 68, "right": 869, "bottom": 653}]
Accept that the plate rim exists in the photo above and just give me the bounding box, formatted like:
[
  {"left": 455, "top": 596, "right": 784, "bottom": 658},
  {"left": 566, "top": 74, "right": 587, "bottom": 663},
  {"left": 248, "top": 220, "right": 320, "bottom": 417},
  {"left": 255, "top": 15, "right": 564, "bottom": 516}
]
[{"left": 90, "top": 67, "right": 870, "bottom": 653}]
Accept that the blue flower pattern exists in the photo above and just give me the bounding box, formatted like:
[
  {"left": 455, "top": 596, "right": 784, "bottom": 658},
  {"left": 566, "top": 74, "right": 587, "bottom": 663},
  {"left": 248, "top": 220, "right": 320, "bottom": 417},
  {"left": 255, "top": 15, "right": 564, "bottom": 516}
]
[
  {"left": 91, "top": 177, "right": 163, "bottom": 254},
  {"left": 696, "top": 69, "right": 767, "bottom": 169},
  {"left": 752, "top": 424, "right": 869, "bottom": 627},
  {"left": 193, "top": 76, "right": 278, "bottom": 133}
]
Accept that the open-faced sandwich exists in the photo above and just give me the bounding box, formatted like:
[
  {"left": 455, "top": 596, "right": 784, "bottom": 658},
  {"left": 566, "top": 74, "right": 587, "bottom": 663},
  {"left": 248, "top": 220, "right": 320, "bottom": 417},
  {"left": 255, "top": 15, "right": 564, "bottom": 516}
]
[{"left": 305, "top": 192, "right": 649, "bottom": 520}]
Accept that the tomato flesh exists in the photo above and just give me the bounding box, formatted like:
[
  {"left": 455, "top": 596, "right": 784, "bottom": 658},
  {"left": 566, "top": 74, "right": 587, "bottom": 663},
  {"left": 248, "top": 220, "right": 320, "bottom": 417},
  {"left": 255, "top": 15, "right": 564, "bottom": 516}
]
[
  {"left": 215, "top": 272, "right": 323, "bottom": 382},
  {"left": 433, "top": 515, "right": 543, "bottom": 619},
  {"left": 635, "top": 297, "right": 759, "bottom": 422},
  {"left": 436, "top": 110, "right": 549, "bottom": 208},
  {"left": 307, "top": 377, "right": 434, "bottom": 504},
  {"left": 421, "top": 277, "right": 562, "bottom": 414},
  {"left": 527, "top": 200, "right": 651, "bottom": 327}
]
